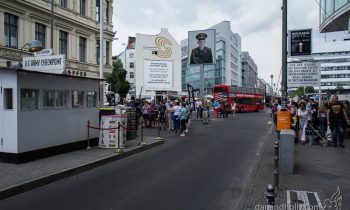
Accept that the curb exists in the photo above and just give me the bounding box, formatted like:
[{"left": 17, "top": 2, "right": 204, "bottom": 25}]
[
  {"left": 238, "top": 119, "right": 276, "bottom": 209},
  {"left": 0, "top": 140, "right": 164, "bottom": 201}
]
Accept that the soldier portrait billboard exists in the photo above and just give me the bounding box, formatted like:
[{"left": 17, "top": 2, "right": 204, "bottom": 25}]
[{"left": 188, "top": 29, "right": 216, "bottom": 65}]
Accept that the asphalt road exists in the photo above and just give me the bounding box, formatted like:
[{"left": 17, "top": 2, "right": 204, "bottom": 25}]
[{"left": 0, "top": 111, "right": 273, "bottom": 210}]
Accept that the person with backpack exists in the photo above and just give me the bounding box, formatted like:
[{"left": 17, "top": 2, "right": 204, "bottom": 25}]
[{"left": 158, "top": 100, "right": 167, "bottom": 130}]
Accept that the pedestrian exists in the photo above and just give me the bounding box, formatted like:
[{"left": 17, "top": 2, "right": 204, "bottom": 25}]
[
  {"left": 298, "top": 101, "right": 310, "bottom": 144},
  {"left": 178, "top": 103, "right": 188, "bottom": 137},
  {"left": 158, "top": 100, "right": 166, "bottom": 130},
  {"left": 231, "top": 101, "right": 236, "bottom": 119},
  {"left": 173, "top": 101, "right": 181, "bottom": 133},
  {"left": 195, "top": 99, "right": 202, "bottom": 120},
  {"left": 168, "top": 102, "right": 175, "bottom": 131},
  {"left": 202, "top": 101, "right": 209, "bottom": 124},
  {"left": 327, "top": 95, "right": 349, "bottom": 148}
]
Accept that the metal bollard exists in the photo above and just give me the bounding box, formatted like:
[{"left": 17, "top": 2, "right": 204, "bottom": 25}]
[
  {"left": 264, "top": 184, "right": 275, "bottom": 206},
  {"left": 274, "top": 141, "right": 280, "bottom": 190},
  {"left": 138, "top": 117, "right": 147, "bottom": 146},
  {"left": 115, "top": 122, "right": 124, "bottom": 154},
  {"left": 155, "top": 117, "right": 163, "bottom": 140},
  {"left": 86, "top": 120, "right": 92, "bottom": 150}
]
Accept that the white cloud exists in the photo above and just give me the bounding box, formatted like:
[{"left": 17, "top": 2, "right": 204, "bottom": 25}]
[{"left": 112, "top": 0, "right": 324, "bottom": 84}]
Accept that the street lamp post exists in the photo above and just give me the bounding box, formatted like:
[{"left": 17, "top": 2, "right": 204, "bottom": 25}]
[
  {"left": 18, "top": 40, "right": 43, "bottom": 69},
  {"left": 281, "top": 0, "right": 288, "bottom": 107}
]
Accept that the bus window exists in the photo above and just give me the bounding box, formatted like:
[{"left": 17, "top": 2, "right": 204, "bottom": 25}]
[{"left": 214, "top": 87, "right": 226, "bottom": 92}]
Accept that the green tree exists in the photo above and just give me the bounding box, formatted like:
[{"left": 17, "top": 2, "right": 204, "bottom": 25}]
[
  {"left": 290, "top": 87, "right": 304, "bottom": 98},
  {"left": 305, "top": 86, "right": 315, "bottom": 94},
  {"left": 335, "top": 83, "right": 344, "bottom": 90},
  {"left": 107, "top": 57, "right": 130, "bottom": 99}
]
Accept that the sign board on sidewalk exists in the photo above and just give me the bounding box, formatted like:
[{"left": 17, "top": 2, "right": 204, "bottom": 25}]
[
  {"left": 287, "top": 62, "right": 320, "bottom": 87},
  {"left": 288, "top": 29, "right": 312, "bottom": 57},
  {"left": 99, "top": 114, "right": 127, "bottom": 149},
  {"left": 22, "top": 54, "right": 65, "bottom": 74}
]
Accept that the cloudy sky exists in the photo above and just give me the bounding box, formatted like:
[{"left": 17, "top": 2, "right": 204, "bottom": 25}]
[{"left": 112, "top": 0, "right": 341, "bottom": 86}]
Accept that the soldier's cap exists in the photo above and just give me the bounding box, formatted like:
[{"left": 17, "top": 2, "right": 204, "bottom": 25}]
[{"left": 196, "top": 33, "right": 207, "bottom": 40}]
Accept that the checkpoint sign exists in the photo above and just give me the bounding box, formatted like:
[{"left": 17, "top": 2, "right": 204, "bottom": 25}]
[
  {"left": 287, "top": 62, "right": 320, "bottom": 87},
  {"left": 289, "top": 29, "right": 312, "bottom": 56}
]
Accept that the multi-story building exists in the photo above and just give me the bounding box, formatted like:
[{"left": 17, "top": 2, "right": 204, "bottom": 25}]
[
  {"left": 313, "top": 40, "right": 350, "bottom": 90},
  {"left": 319, "top": 0, "right": 350, "bottom": 33},
  {"left": 241, "top": 51, "right": 258, "bottom": 88},
  {"left": 181, "top": 21, "right": 242, "bottom": 92},
  {"left": 118, "top": 37, "right": 136, "bottom": 96},
  {"left": 0, "top": 0, "right": 115, "bottom": 78}
]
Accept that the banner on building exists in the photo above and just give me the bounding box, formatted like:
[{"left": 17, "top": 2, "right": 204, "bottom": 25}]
[
  {"left": 187, "top": 84, "right": 195, "bottom": 109},
  {"left": 287, "top": 62, "right": 320, "bottom": 87},
  {"left": 144, "top": 60, "right": 173, "bottom": 90}
]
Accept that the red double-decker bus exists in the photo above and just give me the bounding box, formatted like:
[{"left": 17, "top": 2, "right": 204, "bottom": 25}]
[{"left": 213, "top": 84, "right": 265, "bottom": 112}]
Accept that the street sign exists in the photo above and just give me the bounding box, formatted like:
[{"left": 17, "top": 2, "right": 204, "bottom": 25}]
[
  {"left": 287, "top": 62, "right": 320, "bottom": 87},
  {"left": 22, "top": 54, "right": 65, "bottom": 74},
  {"left": 288, "top": 29, "right": 312, "bottom": 57}
]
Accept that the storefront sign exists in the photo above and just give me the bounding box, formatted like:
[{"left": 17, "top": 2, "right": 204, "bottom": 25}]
[{"left": 22, "top": 54, "right": 65, "bottom": 74}]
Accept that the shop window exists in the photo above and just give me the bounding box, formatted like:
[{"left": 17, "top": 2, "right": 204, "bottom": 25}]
[
  {"left": 86, "top": 91, "right": 96, "bottom": 107},
  {"left": 4, "top": 88, "right": 13, "bottom": 110},
  {"left": 55, "top": 91, "right": 67, "bottom": 108},
  {"left": 43, "top": 90, "right": 55, "bottom": 108},
  {"left": 72, "top": 91, "right": 84, "bottom": 108},
  {"left": 21, "top": 89, "right": 39, "bottom": 110}
]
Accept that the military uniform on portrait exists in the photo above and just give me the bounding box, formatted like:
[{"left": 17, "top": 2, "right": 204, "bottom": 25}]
[{"left": 190, "top": 33, "right": 213, "bottom": 64}]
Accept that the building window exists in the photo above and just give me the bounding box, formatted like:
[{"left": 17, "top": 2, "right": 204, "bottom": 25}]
[
  {"left": 130, "top": 72, "right": 134, "bottom": 79},
  {"left": 106, "top": 1, "right": 109, "bottom": 23},
  {"left": 86, "top": 91, "right": 97, "bottom": 107},
  {"left": 72, "top": 91, "right": 84, "bottom": 108},
  {"left": 129, "top": 62, "right": 134, "bottom": 68},
  {"left": 129, "top": 53, "right": 134, "bottom": 58},
  {"left": 60, "top": 0, "right": 67, "bottom": 7},
  {"left": 4, "top": 13, "right": 18, "bottom": 48},
  {"left": 21, "top": 89, "right": 39, "bottom": 110},
  {"left": 96, "top": 39, "right": 100, "bottom": 64},
  {"left": 106, "top": 41, "right": 110, "bottom": 65},
  {"left": 79, "top": 37, "right": 86, "bottom": 62},
  {"left": 96, "top": 0, "right": 100, "bottom": 21},
  {"left": 4, "top": 88, "right": 13, "bottom": 110},
  {"left": 35, "top": 23, "right": 46, "bottom": 48},
  {"left": 55, "top": 91, "right": 67, "bottom": 107},
  {"left": 59, "top": 31, "right": 68, "bottom": 58},
  {"left": 43, "top": 90, "right": 55, "bottom": 108},
  {"left": 80, "top": 0, "right": 86, "bottom": 15}
]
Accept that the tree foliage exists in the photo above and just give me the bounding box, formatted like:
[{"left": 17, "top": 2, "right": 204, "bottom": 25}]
[
  {"left": 305, "top": 86, "right": 315, "bottom": 94},
  {"left": 290, "top": 87, "right": 304, "bottom": 98},
  {"left": 107, "top": 57, "right": 130, "bottom": 99},
  {"left": 335, "top": 83, "right": 344, "bottom": 90}
]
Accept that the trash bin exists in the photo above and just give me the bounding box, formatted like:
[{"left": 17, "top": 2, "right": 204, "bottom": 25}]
[
  {"left": 276, "top": 108, "right": 291, "bottom": 131},
  {"left": 99, "top": 107, "right": 115, "bottom": 124}
]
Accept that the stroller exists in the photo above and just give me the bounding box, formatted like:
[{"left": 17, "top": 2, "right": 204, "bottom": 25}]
[{"left": 305, "top": 122, "right": 330, "bottom": 147}]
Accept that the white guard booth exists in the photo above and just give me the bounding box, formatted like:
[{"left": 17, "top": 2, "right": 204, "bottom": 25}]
[{"left": 0, "top": 67, "right": 101, "bottom": 163}]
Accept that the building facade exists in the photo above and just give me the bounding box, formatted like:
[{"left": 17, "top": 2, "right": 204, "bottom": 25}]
[
  {"left": 118, "top": 37, "right": 136, "bottom": 96},
  {"left": 319, "top": 0, "right": 350, "bottom": 33},
  {"left": 134, "top": 28, "right": 181, "bottom": 101},
  {"left": 181, "top": 21, "right": 242, "bottom": 92},
  {"left": 313, "top": 40, "right": 350, "bottom": 90},
  {"left": 241, "top": 51, "right": 258, "bottom": 88},
  {"left": 0, "top": 0, "right": 115, "bottom": 78}
]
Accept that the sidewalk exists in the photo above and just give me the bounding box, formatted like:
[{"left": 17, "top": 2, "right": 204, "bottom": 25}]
[
  {"left": 0, "top": 129, "right": 165, "bottom": 201},
  {"left": 243, "top": 124, "right": 350, "bottom": 209}
]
